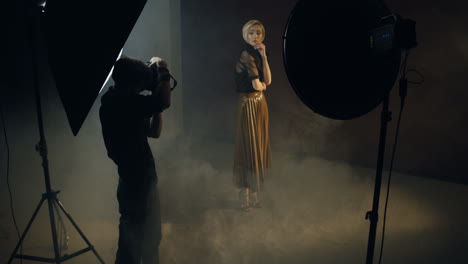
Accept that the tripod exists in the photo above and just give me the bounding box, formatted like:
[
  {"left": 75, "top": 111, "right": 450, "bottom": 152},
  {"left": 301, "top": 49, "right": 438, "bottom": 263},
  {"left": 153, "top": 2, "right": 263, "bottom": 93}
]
[{"left": 8, "top": 2, "right": 105, "bottom": 264}]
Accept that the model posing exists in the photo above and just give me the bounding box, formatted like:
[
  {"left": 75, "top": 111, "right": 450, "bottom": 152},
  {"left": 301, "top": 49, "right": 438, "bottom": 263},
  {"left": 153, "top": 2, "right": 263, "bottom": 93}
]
[{"left": 233, "top": 20, "right": 272, "bottom": 212}]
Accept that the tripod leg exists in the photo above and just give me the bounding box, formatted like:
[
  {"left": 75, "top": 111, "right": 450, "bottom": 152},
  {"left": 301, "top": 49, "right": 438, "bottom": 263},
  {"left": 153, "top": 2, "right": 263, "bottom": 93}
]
[
  {"left": 55, "top": 198, "right": 106, "bottom": 264},
  {"left": 46, "top": 195, "right": 62, "bottom": 263},
  {"left": 8, "top": 197, "right": 46, "bottom": 264},
  {"left": 52, "top": 200, "right": 69, "bottom": 250}
]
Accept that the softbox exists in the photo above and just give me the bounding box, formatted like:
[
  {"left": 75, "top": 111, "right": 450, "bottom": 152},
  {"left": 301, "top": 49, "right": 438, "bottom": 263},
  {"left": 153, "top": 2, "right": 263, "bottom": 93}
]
[
  {"left": 283, "top": 0, "right": 401, "bottom": 120},
  {"left": 44, "top": 0, "right": 147, "bottom": 135}
]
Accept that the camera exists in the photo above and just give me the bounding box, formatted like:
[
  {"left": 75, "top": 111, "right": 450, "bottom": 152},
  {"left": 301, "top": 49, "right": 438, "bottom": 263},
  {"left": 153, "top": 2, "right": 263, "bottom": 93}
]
[
  {"left": 146, "top": 57, "right": 177, "bottom": 92},
  {"left": 147, "top": 61, "right": 161, "bottom": 93}
]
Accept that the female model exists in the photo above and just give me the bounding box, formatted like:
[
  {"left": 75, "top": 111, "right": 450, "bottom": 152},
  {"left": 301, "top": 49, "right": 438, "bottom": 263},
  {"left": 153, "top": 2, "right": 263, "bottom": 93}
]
[{"left": 233, "top": 20, "right": 272, "bottom": 212}]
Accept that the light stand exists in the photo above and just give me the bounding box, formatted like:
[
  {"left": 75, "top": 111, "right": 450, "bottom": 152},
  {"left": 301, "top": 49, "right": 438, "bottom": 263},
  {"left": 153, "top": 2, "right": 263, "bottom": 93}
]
[
  {"left": 365, "top": 17, "right": 415, "bottom": 264},
  {"left": 8, "top": 2, "right": 105, "bottom": 263},
  {"left": 282, "top": 1, "right": 417, "bottom": 263},
  {"left": 365, "top": 91, "right": 391, "bottom": 264}
]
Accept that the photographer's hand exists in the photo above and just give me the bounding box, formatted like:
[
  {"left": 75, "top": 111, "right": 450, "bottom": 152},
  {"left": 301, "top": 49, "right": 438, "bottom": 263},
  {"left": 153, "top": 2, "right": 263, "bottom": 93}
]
[
  {"left": 150, "top": 57, "right": 171, "bottom": 110},
  {"left": 158, "top": 71, "right": 171, "bottom": 111},
  {"left": 147, "top": 58, "right": 171, "bottom": 138}
]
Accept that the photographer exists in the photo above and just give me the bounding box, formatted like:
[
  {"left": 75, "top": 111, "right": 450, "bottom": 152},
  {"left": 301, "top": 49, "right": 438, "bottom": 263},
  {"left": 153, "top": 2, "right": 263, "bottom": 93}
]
[{"left": 99, "top": 55, "right": 171, "bottom": 264}]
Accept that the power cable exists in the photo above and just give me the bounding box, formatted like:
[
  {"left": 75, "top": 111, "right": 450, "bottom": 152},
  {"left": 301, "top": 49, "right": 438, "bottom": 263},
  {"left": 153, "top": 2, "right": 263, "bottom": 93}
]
[
  {"left": 1, "top": 101, "right": 23, "bottom": 263},
  {"left": 378, "top": 49, "right": 424, "bottom": 264}
]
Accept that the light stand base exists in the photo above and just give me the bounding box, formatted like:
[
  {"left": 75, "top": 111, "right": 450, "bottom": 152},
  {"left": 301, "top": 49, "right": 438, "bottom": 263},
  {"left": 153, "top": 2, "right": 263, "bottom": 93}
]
[{"left": 8, "top": 191, "right": 105, "bottom": 264}]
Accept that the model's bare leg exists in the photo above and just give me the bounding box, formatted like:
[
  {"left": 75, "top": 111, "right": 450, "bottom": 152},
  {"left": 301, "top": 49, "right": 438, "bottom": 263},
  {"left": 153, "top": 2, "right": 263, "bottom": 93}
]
[
  {"left": 251, "top": 192, "right": 262, "bottom": 208},
  {"left": 239, "top": 188, "right": 251, "bottom": 212}
]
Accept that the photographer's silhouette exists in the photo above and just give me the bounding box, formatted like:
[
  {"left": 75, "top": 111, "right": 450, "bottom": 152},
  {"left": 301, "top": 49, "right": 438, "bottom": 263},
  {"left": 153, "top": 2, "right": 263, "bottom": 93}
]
[{"left": 99, "top": 56, "right": 171, "bottom": 264}]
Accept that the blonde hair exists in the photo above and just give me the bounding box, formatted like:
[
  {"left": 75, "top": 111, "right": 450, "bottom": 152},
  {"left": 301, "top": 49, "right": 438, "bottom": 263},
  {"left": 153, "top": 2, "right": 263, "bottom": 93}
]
[{"left": 242, "top": 20, "right": 265, "bottom": 43}]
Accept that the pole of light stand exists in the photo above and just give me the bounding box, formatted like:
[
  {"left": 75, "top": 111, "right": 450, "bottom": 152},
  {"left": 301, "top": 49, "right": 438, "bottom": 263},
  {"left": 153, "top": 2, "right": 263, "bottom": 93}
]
[
  {"left": 29, "top": 2, "right": 63, "bottom": 261},
  {"left": 365, "top": 91, "right": 391, "bottom": 264}
]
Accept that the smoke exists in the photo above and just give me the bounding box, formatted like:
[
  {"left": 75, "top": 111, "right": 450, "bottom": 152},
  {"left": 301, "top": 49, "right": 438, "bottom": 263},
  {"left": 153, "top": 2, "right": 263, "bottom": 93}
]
[
  {"left": 2, "top": 131, "right": 467, "bottom": 263},
  {"left": 152, "top": 142, "right": 466, "bottom": 264}
]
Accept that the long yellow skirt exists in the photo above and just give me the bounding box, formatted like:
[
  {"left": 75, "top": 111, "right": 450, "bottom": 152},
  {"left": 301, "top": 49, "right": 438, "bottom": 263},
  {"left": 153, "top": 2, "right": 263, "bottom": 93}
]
[{"left": 233, "top": 91, "right": 272, "bottom": 192}]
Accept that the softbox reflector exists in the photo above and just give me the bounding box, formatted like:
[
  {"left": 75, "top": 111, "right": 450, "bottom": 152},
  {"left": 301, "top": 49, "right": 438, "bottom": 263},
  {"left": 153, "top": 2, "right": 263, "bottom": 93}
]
[
  {"left": 44, "top": 0, "right": 147, "bottom": 135},
  {"left": 283, "top": 0, "right": 401, "bottom": 120}
]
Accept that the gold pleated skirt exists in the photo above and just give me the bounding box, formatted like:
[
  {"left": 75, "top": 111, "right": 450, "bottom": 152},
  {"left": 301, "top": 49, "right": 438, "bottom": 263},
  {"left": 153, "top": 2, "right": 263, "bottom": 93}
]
[{"left": 233, "top": 91, "right": 272, "bottom": 192}]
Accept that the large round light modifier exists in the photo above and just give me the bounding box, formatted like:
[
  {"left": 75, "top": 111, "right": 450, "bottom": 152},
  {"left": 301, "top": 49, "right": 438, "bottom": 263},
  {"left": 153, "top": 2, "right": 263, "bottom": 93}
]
[{"left": 283, "top": 0, "right": 401, "bottom": 120}]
